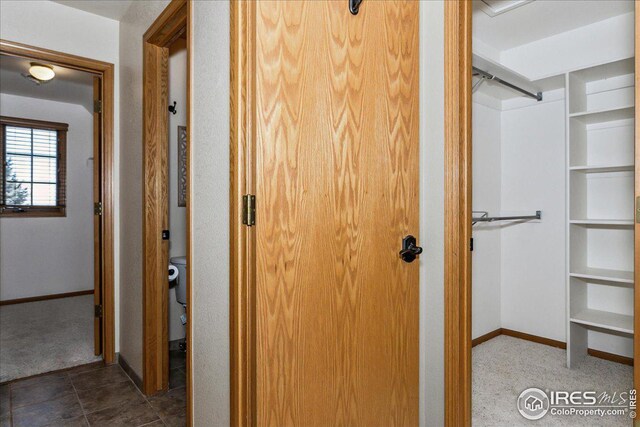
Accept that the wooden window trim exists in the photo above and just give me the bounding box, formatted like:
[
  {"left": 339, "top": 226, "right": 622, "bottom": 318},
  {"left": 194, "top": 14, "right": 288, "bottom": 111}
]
[{"left": 1, "top": 115, "right": 68, "bottom": 218}]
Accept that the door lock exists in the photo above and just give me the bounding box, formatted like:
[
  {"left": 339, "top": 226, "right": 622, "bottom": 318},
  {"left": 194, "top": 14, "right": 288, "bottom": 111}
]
[{"left": 399, "top": 235, "right": 423, "bottom": 263}]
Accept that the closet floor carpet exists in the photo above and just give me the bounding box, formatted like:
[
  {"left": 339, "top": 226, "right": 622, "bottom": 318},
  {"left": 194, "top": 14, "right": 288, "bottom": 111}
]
[
  {"left": 0, "top": 295, "right": 101, "bottom": 383},
  {"left": 473, "top": 335, "right": 633, "bottom": 426}
]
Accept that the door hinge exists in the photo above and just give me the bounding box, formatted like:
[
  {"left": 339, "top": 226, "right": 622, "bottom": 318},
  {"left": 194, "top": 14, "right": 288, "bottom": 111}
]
[
  {"left": 636, "top": 196, "right": 640, "bottom": 223},
  {"left": 470, "top": 238, "right": 474, "bottom": 252},
  {"left": 242, "top": 194, "right": 256, "bottom": 226},
  {"left": 94, "top": 202, "right": 103, "bottom": 216},
  {"left": 94, "top": 304, "right": 103, "bottom": 318},
  {"left": 94, "top": 100, "right": 102, "bottom": 114}
]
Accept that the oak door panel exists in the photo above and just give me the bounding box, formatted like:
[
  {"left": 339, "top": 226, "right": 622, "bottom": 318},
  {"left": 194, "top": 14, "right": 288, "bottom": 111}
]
[{"left": 253, "top": 2, "right": 419, "bottom": 426}]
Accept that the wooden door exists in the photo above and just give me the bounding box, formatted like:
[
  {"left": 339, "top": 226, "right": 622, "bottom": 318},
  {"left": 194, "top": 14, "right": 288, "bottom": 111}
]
[
  {"left": 251, "top": 1, "right": 419, "bottom": 425},
  {"left": 92, "top": 76, "right": 102, "bottom": 356}
]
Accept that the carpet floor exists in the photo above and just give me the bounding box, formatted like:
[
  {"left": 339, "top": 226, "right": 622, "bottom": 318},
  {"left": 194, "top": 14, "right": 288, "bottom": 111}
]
[
  {"left": 0, "top": 295, "right": 102, "bottom": 383},
  {"left": 473, "top": 335, "right": 633, "bottom": 426}
]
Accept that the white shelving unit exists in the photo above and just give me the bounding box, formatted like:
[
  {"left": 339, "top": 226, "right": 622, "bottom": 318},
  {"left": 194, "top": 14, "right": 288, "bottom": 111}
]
[{"left": 566, "top": 57, "right": 635, "bottom": 368}]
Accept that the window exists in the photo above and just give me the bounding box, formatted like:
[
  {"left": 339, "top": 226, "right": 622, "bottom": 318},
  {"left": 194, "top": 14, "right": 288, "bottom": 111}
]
[{"left": 1, "top": 116, "right": 67, "bottom": 217}]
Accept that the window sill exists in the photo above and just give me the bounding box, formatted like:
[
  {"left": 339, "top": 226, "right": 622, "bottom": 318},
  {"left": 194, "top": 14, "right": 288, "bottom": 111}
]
[{"left": 0, "top": 208, "right": 66, "bottom": 218}]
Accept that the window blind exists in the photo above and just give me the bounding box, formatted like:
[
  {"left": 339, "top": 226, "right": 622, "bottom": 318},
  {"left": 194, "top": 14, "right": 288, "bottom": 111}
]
[{"left": 4, "top": 125, "right": 65, "bottom": 207}]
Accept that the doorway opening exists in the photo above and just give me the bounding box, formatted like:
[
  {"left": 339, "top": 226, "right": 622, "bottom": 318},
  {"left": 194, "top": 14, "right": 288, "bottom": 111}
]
[
  {"left": 141, "top": 0, "right": 192, "bottom": 423},
  {"left": 0, "top": 40, "right": 115, "bottom": 382},
  {"left": 445, "top": 2, "right": 639, "bottom": 425}
]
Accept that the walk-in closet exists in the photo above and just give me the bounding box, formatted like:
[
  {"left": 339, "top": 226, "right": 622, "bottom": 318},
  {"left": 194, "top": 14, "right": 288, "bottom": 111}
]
[{"left": 471, "top": 1, "right": 635, "bottom": 425}]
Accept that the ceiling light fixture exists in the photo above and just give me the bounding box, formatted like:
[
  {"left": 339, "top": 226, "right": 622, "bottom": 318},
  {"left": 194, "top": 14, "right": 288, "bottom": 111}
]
[
  {"left": 28, "top": 63, "right": 55, "bottom": 82},
  {"left": 479, "top": 0, "right": 534, "bottom": 17}
]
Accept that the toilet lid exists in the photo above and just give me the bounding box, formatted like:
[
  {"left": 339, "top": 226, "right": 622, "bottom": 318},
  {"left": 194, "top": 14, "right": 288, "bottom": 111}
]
[{"left": 170, "top": 256, "right": 186, "bottom": 266}]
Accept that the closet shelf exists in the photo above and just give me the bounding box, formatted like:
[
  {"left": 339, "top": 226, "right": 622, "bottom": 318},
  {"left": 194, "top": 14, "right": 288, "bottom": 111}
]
[
  {"left": 569, "top": 105, "right": 634, "bottom": 124},
  {"left": 570, "top": 309, "right": 633, "bottom": 335},
  {"left": 570, "top": 219, "right": 634, "bottom": 226},
  {"left": 569, "top": 164, "right": 634, "bottom": 173},
  {"left": 570, "top": 267, "right": 634, "bottom": 285}
]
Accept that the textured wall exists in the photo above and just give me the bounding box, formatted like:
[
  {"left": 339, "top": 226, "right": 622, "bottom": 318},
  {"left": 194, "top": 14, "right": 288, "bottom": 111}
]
[
  {"left": 118, "top": 0, "right": 171, "bottom": 377},
  {"left": 190, "top": 1, "right": 231, "bottom": 424},
  {"left": 421, "top": 1, "right": 446, "bottom": 425}
]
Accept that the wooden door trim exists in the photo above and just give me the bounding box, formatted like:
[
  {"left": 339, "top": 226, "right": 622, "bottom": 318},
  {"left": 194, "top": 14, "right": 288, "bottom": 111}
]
[
  {"left": 230, "top": 2, "right": 255, "bottom": 426},
  {"left": 0, "top": 39, "right": 116, "bottom": 365},
  {"left": 141, "top": 3, "right": 193, "bottom": 425},
  {"left": 443, "top": 1, "right": 472, "bottom": 426}
]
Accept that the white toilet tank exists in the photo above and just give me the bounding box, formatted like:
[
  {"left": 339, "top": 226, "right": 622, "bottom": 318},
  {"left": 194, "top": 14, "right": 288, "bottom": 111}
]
[{"left": 170, "top": 256, "right": 187, "bottom": 306}]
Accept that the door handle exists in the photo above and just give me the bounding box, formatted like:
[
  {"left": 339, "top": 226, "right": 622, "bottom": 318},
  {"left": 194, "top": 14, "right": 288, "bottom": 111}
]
[{"left": 399, "top": 235, "right": 423, "bottom": 263}]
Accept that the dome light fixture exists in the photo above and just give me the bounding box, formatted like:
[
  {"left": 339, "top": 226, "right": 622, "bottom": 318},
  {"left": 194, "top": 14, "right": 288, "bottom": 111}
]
[{"left": 28, "top": 63, "right": 55, "bottom": 82}]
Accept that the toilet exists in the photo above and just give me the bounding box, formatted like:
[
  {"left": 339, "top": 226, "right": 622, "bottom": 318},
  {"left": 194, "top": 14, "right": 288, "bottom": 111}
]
[{"left": 169, "top": 256, "right": 187, "bottom": 307}]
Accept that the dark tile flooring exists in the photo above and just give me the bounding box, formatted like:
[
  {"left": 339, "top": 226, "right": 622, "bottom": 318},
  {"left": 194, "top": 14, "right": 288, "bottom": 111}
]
[{"left": 1, "top": 351, "right": 186, "bottom": 427}]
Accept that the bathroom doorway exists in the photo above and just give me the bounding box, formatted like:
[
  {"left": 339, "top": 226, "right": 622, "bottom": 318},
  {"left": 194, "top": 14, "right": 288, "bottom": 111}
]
[{"left": 141, "top": 0, "right": 192, "bottom": 424}]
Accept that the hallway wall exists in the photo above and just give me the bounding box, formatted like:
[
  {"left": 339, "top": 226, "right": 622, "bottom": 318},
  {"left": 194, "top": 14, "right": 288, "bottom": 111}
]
[{"left": 117, "top": 0, "right": 171, "bottom": 381}]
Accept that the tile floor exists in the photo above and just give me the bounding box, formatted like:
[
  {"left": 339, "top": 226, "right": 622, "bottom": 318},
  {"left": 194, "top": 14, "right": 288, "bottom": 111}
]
[{"left": 1, "top": 350, "right": 186, "bottom": 427}]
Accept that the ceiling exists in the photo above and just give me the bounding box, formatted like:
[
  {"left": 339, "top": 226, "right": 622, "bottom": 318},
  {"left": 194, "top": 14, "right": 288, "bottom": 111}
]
[
  {"left": 473, "top": 0, "right": 634, "bottom": 51},
  {"left": 51, "top": 0, "right": 134, "bottom": 21},
  {"left": 0, "top": 55, "right": 94, "bottom": 112}
]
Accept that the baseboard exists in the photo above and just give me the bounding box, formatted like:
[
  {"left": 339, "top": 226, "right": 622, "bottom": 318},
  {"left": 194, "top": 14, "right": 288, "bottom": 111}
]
[
  {"left": 0, "top": 289, "right": 94, "bottom": 306},
  {"left": 471, "top": 328, "right": 502, "bottom": 347},
  {"left": 472, "top": 327, "right": 632, "bottom": 366},
  {"left": 587, "top": 348, "right": 634, "bottom": 366},
  {"left": 500, "top": 328, "right": 566, "bottom": 349},
  {"left": 117, "top": 352, "right": 143, "bottom": 391}
]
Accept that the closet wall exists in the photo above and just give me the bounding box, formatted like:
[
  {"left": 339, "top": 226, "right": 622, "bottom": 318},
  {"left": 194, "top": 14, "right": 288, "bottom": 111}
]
[
  {"left": 472, "top": 92, "right": 566, "bottom": 342},
  {"left": 472, "top": 102, "right": 502, "bottom": 339},
  {"left": 500, "top": 94, "right": 566, "bottom": 341}
]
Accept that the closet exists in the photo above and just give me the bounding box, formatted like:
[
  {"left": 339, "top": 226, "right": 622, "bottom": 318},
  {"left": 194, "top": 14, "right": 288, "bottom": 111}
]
[{"left": 471, "top": 0, "right": 635, "bottom": 424}]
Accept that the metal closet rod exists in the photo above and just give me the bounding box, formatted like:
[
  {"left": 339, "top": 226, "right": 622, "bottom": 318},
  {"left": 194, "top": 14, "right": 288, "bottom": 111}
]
[
  {"left": 472, "top": 66, "right": 542, "bottom": 102},
  {"left": 472, "top": 210, "right": 542, "bottom": 225}
]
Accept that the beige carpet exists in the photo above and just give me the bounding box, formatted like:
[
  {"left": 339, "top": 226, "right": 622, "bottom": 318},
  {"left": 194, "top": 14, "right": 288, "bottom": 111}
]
[
  {"left": 0, "top": 295, "right": 102, "bottom": 382},
  {"left": 473, "top": 335, "right": 633, "bottom": 426}
]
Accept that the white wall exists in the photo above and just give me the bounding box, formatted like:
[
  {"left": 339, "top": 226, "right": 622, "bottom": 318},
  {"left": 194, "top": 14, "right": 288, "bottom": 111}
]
[
  {"left": 500, "top": 96, "right": 567, "bottom": 342},
  {"left": 118, "top": 0, "right": 171, "bottom": 378},
  {"left": 0, "top": 0, "right": 121, "bottom": 349},
  {"left": 471, "top": 102, "right": 502, "bottom": 339},
  {"left": 0, "top": 94, "right": 94, "bottom": 300},
  {"left": 190, "top": 1, "right": 231, "bottom": 424},
  {"left": 421, "top": 1, "right": 445, "bottom": 425},
  {"left": 168, "top": 40, "right": 187, "bottom": 342}
]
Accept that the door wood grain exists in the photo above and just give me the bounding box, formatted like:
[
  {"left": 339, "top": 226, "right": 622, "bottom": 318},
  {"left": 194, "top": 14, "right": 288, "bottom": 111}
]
[{"left": 248, "top": 2, "right": 420, "bottom": 425}]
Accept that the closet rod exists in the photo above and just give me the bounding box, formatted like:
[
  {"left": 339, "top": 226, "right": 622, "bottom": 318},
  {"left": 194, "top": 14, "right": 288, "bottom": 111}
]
[
  {"left": 472, "top": 66, "right": 543, "bottom": 101},
  {"left": 472, "top": 210, "right": 542, "bottom": 225}
]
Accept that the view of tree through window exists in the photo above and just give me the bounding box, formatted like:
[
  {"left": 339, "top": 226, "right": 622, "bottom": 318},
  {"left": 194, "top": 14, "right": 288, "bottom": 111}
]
[
  {"left": 5, "top": 157, "right": 29, "bottom": 205},
  {"left": 1, "top": 117, "right": 67, "bottom": 216}
]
